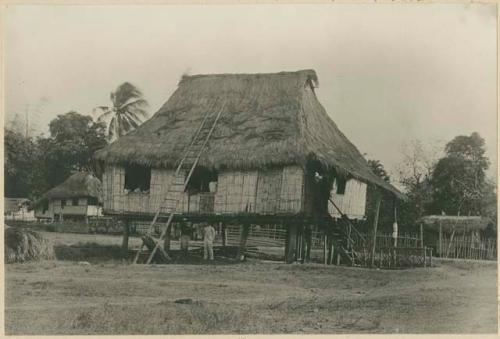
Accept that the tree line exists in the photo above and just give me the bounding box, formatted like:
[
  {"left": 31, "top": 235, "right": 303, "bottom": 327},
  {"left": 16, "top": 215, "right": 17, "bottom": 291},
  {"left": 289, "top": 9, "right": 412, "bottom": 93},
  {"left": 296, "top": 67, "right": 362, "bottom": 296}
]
[
  {"left": 367, "top": 132, "right": 496, "bottom": 236},
  {"left": 5, "top": 82, "right": 148, "bottom": 200}
]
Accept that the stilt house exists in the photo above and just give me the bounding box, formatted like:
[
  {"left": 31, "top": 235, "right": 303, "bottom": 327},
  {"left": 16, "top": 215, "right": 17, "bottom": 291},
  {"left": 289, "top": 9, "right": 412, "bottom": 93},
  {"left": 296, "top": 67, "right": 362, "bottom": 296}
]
[
  {"left": 35, "top": 172, "right": 103, "bottom": 222},
  {"left": 95, "top": 70, "right": 403, "bottom": 263}
]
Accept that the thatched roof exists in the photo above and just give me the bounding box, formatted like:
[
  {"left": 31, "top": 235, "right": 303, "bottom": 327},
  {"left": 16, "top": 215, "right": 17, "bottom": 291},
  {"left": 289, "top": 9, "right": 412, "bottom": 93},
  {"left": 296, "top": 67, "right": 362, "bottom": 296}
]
[
  {"left": 41, "top": 172, "right": 102, "bottom": 201},
  {"left": 419, "top": 215, "right": 491, "bottom": 233},
  {"left": 95, "top": 70, "right": 402, "bottom": 198}
]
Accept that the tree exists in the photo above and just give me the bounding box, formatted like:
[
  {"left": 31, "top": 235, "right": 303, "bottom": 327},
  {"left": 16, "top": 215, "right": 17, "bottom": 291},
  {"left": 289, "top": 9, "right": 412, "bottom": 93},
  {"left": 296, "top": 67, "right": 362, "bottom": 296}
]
[
  {"left": 41, "top": 112, "right": 108, "bottom": 188},
  {"left": 93, "top": 82, "right": 148, "bottom": 141},
  {"left": 365, "top": 159, "right": 395, "bottom": 233},
  {"left": 481, "top": 178, "right": 497, "bottom": 237},
  {"left": 396, "top": 140, "right": 438, "bottom": 219},
  {"left": 431, "top": 132, "right": 490, "bottom": 216},
  {"left": 4, "top": 128, "right": 38, "bottom": 198}
]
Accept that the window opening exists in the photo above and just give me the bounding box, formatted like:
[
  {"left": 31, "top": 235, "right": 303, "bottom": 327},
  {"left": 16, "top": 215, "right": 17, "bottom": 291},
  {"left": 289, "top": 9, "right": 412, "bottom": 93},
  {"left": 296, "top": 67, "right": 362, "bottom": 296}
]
[
  {"left": 336, "top": 177, "right": 347, "bottom": 195},
  {"left": 124, "top": 163, "right": 151, "bottom": 192}
]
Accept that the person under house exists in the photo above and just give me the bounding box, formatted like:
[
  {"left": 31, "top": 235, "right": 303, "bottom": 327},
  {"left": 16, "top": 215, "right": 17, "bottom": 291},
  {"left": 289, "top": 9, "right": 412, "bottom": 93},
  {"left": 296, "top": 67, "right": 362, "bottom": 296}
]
[{"left": 203, "top": 223, "right": 216, "bottom": 261}]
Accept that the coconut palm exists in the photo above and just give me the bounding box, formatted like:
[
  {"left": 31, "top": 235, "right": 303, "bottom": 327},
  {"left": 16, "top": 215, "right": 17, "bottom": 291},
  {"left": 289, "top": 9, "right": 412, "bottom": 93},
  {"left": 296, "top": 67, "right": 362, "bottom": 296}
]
[{"left": 93, "top": 82, "right": 148, "bottom": 142}]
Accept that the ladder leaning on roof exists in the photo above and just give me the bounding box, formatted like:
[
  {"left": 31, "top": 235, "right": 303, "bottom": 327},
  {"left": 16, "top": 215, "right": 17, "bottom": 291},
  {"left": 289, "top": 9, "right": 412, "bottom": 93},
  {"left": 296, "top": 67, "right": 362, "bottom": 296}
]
[{"left": 133, "top": 100, "right": 227, "bottom": 264}]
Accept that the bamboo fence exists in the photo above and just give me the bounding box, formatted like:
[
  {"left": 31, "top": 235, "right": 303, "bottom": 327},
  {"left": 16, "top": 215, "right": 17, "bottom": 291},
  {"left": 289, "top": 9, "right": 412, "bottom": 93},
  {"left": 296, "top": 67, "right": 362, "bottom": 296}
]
[{"left": 437, "top": 233, "right": 496, "bottom": 261}]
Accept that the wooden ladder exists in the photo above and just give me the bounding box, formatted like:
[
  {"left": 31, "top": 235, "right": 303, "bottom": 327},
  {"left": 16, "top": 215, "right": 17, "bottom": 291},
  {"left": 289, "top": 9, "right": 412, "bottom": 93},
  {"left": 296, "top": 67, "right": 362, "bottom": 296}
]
[{"left": 133, "top": 100, "right": 227, "bottom": 264}]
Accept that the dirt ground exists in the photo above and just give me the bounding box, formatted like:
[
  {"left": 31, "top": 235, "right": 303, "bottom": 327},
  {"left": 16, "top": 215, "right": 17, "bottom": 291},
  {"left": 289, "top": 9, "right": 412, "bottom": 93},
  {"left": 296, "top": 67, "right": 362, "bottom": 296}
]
[{"left": 5, "top": 231, "right": 498, "bottom": 334}]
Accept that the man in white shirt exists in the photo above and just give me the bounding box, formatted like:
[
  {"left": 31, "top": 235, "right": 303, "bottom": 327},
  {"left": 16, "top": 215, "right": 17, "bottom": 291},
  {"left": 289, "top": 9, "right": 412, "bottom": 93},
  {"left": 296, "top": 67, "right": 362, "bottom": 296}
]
[{"left": 203, "top": 223, "right": 216, "bottom": 261}]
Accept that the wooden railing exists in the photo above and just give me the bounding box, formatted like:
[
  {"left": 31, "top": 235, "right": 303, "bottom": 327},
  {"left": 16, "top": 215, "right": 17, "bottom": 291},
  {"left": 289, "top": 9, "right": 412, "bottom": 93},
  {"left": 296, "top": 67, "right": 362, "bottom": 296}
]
[
  {"left": 310, "top": 232, "right": 420, "bottom": 249},
  {"left": 225, "top": 225, "right": 286, "bottom": 248}
]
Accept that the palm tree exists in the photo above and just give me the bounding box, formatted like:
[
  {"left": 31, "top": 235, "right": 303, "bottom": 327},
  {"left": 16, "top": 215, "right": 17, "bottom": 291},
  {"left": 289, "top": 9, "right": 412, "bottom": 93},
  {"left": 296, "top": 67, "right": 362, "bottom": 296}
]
[{"left": 93, "top": 82, "right": 148, "bottom": 142}]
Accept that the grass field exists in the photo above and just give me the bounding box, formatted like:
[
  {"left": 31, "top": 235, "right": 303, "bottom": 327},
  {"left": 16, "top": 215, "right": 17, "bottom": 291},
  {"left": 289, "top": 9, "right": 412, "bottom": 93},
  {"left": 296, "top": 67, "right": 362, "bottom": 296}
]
[{"left": 5, "top": 230, "right": 498, "bottom": 334}]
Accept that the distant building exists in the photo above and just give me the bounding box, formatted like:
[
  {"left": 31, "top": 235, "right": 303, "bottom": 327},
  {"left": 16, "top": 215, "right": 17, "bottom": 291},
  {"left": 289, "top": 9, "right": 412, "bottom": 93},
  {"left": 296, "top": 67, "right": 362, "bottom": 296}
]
[
  {"left": 35, "top": 172, "right": 102, "bottom": 222},
  {"left": 4, "top": 198, "right": 35, "bottom": 221}
]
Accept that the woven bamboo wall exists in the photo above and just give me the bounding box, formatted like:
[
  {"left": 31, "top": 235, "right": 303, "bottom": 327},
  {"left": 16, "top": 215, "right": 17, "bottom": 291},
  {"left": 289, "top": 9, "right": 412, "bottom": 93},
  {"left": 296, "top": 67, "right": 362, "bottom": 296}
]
[
  {"left": 328, "top": 178, "right": 367, "bottom": 219},
  {"left": 255, "top": 168, "right": 282, "bottom": 213},
  {"left": 149, "top": 168, "right": 176, "bottom": 212},
  {"left": 214, "top": 170, "right": 259, "bottom": 213},
  {"left": 103, "top": 165, "right": 305, "bottom": 215},
  {"left": 279, "top": 166, "right": 304, "bottom": 213}
]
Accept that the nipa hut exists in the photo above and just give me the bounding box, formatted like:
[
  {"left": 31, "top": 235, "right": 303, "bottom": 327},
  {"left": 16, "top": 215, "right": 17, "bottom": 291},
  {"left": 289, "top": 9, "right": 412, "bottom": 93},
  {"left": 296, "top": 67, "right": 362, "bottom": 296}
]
[
  {"left": 95, "top": 70, "right": 403, "bottom": 263},
  {"left": 35, "top": 172, "right": 102, "bottom": 222},
  {"left": 419, "top": 215, "right": 491, "bottom": 253}
]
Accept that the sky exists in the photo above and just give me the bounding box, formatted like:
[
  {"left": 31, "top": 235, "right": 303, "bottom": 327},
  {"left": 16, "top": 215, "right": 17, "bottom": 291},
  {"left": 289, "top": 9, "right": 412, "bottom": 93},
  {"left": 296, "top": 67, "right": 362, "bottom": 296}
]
[{"left": 4, "top": 4, "right": 497, "bottom": 180}]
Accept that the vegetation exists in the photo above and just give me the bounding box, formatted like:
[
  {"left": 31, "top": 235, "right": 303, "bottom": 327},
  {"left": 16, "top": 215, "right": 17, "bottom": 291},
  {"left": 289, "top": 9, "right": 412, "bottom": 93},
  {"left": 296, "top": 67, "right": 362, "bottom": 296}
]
[
  {"left": 430, "top": 132, "right": 490, "bottom": 216},
  {"left": 5, "top": 129, "right": 38, "bottom": 198},
  {"left": 366, "top": 132, "right": 496, "bottom": 236},
  {"left": 93, "top": 82, "right": 149, "bottom": 142},
  {"left": 5, "top": 228, "right": 55, "bottom": 263},
  {"left": 392, "top": 133, "right": 496, "bottom": 236},
  {"left": 5, "top": 111, "right": 107, "bottom": 199}
]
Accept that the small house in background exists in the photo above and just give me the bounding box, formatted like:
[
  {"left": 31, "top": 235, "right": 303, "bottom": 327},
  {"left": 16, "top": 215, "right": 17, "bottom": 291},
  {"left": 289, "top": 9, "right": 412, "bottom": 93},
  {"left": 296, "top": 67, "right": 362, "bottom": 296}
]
[
  {"left": 35, "top": 172, "right": 103, "bottom": 222},
  {"left": 4, "top": 198, "right": 35, "bottom": 221},
  {"left": 95, "top": 70, "right": 403, "bottom": 264}
]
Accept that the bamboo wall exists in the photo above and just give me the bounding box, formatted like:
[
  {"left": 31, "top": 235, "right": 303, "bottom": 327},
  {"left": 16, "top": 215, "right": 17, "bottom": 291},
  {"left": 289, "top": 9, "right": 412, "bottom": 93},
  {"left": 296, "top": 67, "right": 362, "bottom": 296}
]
[
  {"left": 214, "top": 170, "right": 259, "bottom": 213},
  {"left": 102, "top": 164, "right": 304, "bottom": 215},
  {"left": 328, "top": 178, "right": 367, "bottom": 219}
]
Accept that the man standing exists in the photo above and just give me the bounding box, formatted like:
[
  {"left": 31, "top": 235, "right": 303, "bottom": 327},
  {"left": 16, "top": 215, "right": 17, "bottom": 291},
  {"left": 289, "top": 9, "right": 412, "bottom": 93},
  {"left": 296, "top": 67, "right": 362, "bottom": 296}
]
[{"left": 203, "top": 223, "right": 216, "bottom": 261}]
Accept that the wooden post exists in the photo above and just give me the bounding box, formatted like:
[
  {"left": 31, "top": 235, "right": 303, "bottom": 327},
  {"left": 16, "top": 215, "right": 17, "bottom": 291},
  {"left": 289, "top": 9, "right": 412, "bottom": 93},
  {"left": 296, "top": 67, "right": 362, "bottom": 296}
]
[
  {"left": 285, "top": 222, "right": 298, "bottom": 264},
  {"left": 296, "top": 225, "right": 303, "bottom": 262},
  {"left": 370, "top": 192, "right": 382, "bottom": 267},
  {"left": 323, "top": 232, "right": 327, "bottom": 265},
  {"left": 419, "top": 223, "right": 424, "bottom": 248},
  {"left": 304, "top": 224, "right": 312, "bottom": 263},
  {"left": 445, "top": 228, "right": 456, "bottom": 259},
  {"left": 392, "top": 199, "right": 398, "bottom": 248},
  {"left": 438, "top": 222, "right": 443, "bottom": 257},
  {"left": 237, "top": 222, "right": 250, "bottom": 261},
  {"left": 221, "top": 222, "right": 226, "bottom": 247},
  {"left": 327, "top": 229, "right": 334, "bottom": 265},
  {"left": 329, "top": 242, "right": 335, "bottom": 265},
  {"left": 121, "top": 219, "right": 130, "bottom": 259},
  {"left": 163, "top": 223, "right": 173, "bottom": 253}
]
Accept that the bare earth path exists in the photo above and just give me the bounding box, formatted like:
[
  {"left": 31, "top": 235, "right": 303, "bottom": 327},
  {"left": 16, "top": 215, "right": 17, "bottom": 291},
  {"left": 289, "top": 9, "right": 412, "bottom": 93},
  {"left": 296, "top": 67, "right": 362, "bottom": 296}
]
[{"left": 5, "top": 255, "right": 497, "bottom": 334}]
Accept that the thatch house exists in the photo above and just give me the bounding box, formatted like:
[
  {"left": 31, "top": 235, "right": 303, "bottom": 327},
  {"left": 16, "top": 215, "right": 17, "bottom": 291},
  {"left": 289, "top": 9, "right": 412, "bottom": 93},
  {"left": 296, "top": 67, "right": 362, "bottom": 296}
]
[
  {"left": 95, "top": 70, "right": 403, "bottom": 262},
  {"left": 419, "top": 215, "right": 493, "bottom": 258},
  {"left": 35, "top": 172, "right": 102, "bottom": 222}
]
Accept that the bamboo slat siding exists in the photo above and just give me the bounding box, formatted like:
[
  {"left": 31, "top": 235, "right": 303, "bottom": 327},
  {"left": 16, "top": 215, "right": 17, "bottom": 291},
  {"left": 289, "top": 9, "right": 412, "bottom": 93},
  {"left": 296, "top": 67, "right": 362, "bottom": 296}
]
[
  {"left": 214, "top": 170, "right": 259, "bottom": 213},
  {"left": 255, "top": 168, "right": 282, "bottom": 214},
  {"left": 103, "top": 165, "right": 305, "bottom": 215},
  {"left": 329, "top": 179, "right": 367, "bottom": 219},
  {"left": 279, "top": 166, "right": 304, "bottom": 213},
  {"left": 149, "top": 168, "right": 175, "bottom": 212}
]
